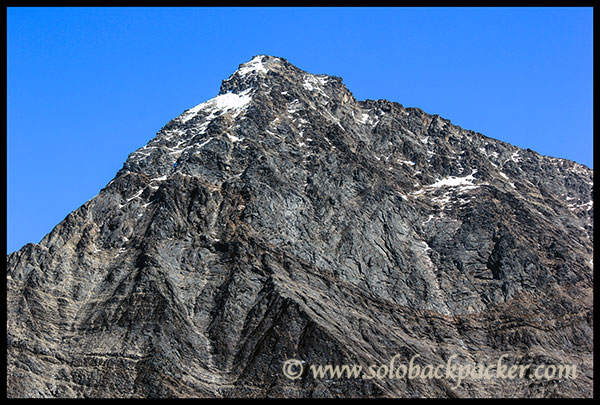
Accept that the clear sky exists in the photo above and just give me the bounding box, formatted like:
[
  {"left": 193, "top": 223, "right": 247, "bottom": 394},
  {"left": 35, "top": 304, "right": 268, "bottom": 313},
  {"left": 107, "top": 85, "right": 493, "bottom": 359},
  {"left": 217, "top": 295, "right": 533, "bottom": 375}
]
[{"left": 7, "top": 7, "right": 593, "bottom": 254}]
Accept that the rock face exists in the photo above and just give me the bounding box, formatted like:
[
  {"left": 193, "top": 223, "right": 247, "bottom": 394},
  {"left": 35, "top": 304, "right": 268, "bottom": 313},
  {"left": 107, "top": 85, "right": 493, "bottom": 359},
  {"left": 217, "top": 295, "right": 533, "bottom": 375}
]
[{"left": 7, "top": 55, "right": 593, "bottom": 398}]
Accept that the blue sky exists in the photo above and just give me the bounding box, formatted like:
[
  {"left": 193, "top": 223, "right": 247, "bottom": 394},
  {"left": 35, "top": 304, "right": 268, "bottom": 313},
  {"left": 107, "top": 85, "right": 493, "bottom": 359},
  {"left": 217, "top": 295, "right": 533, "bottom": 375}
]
[{"left": 7, "top": 7, "right": 593, "bottom": 254}]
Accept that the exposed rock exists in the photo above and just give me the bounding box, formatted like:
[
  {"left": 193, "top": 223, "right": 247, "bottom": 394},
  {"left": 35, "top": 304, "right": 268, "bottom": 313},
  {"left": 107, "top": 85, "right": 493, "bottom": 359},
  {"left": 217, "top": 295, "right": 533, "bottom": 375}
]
[{"left": 7, "top": 55, "right": 593, "bottom": 398}]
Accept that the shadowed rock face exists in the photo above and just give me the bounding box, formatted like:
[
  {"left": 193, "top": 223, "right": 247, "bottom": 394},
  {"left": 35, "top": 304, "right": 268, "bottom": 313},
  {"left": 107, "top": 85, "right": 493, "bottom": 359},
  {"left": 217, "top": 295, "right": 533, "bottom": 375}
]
[{"left": 7, "top": 55, "right": 593, "bottom": 398}]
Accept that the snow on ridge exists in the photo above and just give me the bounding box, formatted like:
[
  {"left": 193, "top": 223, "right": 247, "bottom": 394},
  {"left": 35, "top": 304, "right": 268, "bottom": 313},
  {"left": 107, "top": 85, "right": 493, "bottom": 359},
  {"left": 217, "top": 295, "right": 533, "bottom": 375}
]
[
  {"left": 316, "top": 75, "right": 329, "bottom": 85},
  {"left": 303, "top": 75, "right": 329, "bottom": 98},
  {"left": 303, "top": 76, "right": 317, "bottom": 92},
  {"left": 510, "top": 150, "right": 521, "bottom": 162},
  {"left": 180, "top": 88, "right": 253, "bottom": 124},
  {"left": 213, "top": 90, "right": 253, "bottom": 111},
  {"left": 237, "top": 56, "right": 269, "bottom": 76}
]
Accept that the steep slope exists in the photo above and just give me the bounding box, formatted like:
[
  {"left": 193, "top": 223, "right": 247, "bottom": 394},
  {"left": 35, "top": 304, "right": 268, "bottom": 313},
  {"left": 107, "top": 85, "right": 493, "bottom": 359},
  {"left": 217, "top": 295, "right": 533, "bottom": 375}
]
[{"left": 7, "top": 55, "right": 593, "bottom": 398}]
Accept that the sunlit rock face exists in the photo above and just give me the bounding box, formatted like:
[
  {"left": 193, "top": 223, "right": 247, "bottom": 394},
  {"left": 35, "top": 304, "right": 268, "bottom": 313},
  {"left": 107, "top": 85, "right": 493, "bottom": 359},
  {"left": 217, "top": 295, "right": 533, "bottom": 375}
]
[{"left": 7, "top": 55, "right": 593, "bottom": 398}]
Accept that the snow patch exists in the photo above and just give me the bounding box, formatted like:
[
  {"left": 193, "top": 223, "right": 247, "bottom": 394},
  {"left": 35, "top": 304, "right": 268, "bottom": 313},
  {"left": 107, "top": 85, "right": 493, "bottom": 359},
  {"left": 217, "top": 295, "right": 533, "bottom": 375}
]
[
  {"left": 195, "top": 137, "right": 215, "bottom": 151},
  {"left": 180, "top": 88, "right": 253, "bottom": 124},
  {"left": 428, "top": 170, "right": 478, "bottom": 189},
  {"left": 303, "top": 75, "right": 329, "bottom": 98},
  {"left": 287, "top": 99, "right": 302, "bottom": 113},
  {"left": 422, "top": 214, "right": 435, "bottom": 226},
  {"left": 316, "top": 75, "right": 329, "bottom": 85},
  {"left": 511, "top": 150, "right": 521, "bottom": 162},
  {"left": 412, "top": 170, "right": 482, "bottom": 198},
  {"left": 237, "top": 56, "right": 268, "bottom": 75},
  {"left": 227, "top": 134, "right": 242, "bottom": 143},
  {"left": 126, "top": 189, "right": 144, "bottom": 202}
]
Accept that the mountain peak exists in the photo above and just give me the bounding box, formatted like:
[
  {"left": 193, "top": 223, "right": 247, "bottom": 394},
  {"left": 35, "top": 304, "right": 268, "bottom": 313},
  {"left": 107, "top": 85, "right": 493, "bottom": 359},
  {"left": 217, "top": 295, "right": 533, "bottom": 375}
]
[
  {"left": 219, "top": 54, "right": 293, "bottom": 94},
  {"left": 218, "top": 54, "right": 341, "bottom": 97},
  {"left": 236, "top": 54, "right": 288, "bottom": 75},
  {"left": 7, "top": 55, "right": 594, "bottom": 398}
]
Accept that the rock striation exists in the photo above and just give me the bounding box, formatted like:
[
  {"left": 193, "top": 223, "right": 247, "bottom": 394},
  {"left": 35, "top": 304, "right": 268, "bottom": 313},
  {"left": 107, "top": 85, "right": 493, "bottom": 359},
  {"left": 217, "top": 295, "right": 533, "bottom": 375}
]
[{"left": 7, "top": 55, "right": 593, "bottom": 398}]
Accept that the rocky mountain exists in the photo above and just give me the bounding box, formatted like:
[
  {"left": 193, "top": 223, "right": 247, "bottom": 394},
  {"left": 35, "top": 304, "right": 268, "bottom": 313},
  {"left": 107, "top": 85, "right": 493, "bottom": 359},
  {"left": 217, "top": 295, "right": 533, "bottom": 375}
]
[{"left": 6, "top": 55, "right": 593, "bottom": 398}]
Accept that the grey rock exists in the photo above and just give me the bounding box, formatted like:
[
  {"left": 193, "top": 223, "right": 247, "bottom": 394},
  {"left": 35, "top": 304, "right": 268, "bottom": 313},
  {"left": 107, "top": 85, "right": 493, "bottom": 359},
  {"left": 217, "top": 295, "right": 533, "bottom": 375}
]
[{"left": 7, "top": 55, "right": 593, "bottom": 398}]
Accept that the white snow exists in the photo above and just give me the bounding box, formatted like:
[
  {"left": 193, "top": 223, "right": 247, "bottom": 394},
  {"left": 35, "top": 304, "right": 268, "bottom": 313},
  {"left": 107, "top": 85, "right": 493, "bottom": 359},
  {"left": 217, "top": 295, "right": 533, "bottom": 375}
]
[
  {"left": 236, "top": 56, "right": 268, "bottom": 75},
  {"left": 358, "top": 109, "right": 373, "bottom": 124},
  {"left": 227, "top": 134, "right": 242, "bottom": 143},
  {"left": 180, "top": 88, "right": 253, "bottom": 124},
  {"left": 303, "top": 76, "right": 317, "bottom": 92},
  {"left": 497, "top": 171, "right": 516, "bottom": 188},
  {"left": 323, "top": 110, "right": 345, "bottom": 131},
  {"left": 197, "top": 137, "right": 214, "bottom": 149},
  {"left": 422, "top": 214, "right": 435, "bottom": 226},
  {"left": 411, "top": 170, "right": 482, "bottom": 198},
  {"left": 316, "top": 75, "right": 329, "bottom": 85},
  {"left": 432, "top": 195, "right": 451, "bottom": 205},
  {"left": 287, "top": 99, "right": 302, "bottom": 113},
  {"left": 427, "top": 170, "right": 478, "bottom": 189},
  {"left": 126, "top": 189, "right": 144, "bottom": 202},
  {"left": 567, "top": 200, "right": 593, "bottom": 212},
  {"left": 214, "top": 90, "right": 253, "bottom": 111},
  {"left": 303, "top": 75, "right": 329, "bottom": 98}
]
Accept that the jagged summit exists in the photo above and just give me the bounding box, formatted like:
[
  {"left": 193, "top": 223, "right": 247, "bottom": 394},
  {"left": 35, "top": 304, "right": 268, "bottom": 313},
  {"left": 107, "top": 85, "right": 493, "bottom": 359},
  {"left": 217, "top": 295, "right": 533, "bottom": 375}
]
[
  {"left": 7, "top": 56, "right": 593, "bottom": 398},
  {"left": 234, "top": 54, "right": 291, "bottom": 76},
  {"left": 228, "top": 54, "right": 327, "bottom": 82},
  {"left": 219, "top": 54, "right": 343, "bottom": 96}
]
